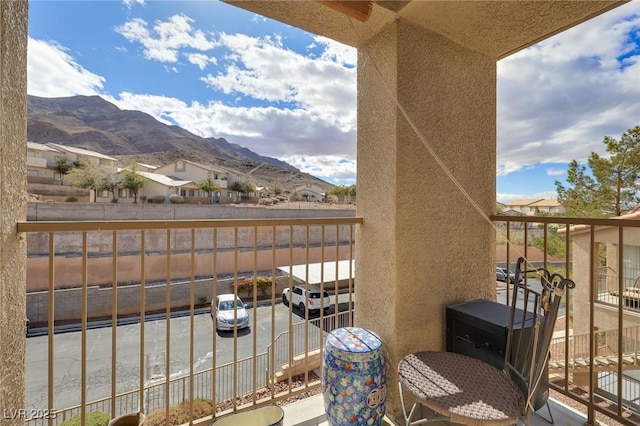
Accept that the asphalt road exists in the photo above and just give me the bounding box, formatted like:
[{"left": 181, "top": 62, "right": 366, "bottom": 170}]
[{"left": 25, "top": 295, "right": 354, "bottom": 414}]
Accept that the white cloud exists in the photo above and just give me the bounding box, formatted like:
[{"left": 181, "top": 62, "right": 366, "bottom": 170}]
[
  {"left": 108, "top": 92, "right": 356, "bottom": 160},
  {"left": 27, "top": 38, "right": 105, "bottom": 97},
  {"left": 187, "top": 53, "right": 217, "bottom": 70},
  {"left": 281, "top": 155, "right": 356, "bottom": 183},
  {"left": 202, "top": 33, "right": 356, "bottom": 132},
  {"left": 546, "top": 168, "right": 566, "bottom": 177},
  {"left": 497, "top": 1, "right": 640, "bottom": 174},
  {"left": 123, "top": 0, "right": 144, "bottom": 9},
  {"left": 116, "top": 14, "right": 217, "bottom": 63},
  {"left": 497, "top": 191, "right": 558, "bottom": 203}
]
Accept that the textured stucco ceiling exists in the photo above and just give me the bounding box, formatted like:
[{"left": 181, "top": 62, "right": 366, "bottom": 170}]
[{"left": 224, "top": 0, "right": 627, "bottom": 59}]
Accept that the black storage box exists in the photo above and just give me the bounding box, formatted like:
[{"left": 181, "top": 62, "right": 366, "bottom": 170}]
[{"left": 446, "top": 299, "right": 549, "bottom": 411}]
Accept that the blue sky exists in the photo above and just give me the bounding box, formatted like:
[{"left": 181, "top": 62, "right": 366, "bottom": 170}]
[{"left": 27, "top": 1, "right": 640, "bottom": 201}]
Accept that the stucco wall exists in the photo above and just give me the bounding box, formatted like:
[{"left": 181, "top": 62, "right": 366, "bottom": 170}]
[
  {"left": 0, "top": 1, "right": 28, "bottom": 423},
  {"left": 356, "top": 18, "right": 496, "bottom": 416},
  {"left": 26, "top": 245, "right": 354, "bottom": 291},
  {"left": 27, "top": 201, "right": 354, "bottom": 222}
]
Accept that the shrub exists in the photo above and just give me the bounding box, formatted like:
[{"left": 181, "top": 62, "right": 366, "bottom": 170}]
[
  {"left": 169, "top": 194, "right": 185, "bottom": 204},
  {"left": 111, "top": 198, "right": 119, "bottom": 203},
  {"left": 57, "top": 411, "right": 109, "bottom": 426},
  {"left": 151, "top": 196, "right": 165, "bottom": 204},
  {"left": 234, "top": 276, "right": 275, "bottom": 296},
  {"left": 31, "top": 187, "right": 52, "bottom": 195},
  {"left": 65, "top": 196, "right": 78, "bottom": 202},
  {"left": 258, "top": 197, "right": 274, "bottom": 205},
  {"left": 145, "top": 399, "right": 213, "bottom": 426}
]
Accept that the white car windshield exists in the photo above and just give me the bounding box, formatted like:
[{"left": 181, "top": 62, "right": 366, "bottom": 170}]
[{"left": 219, "top": 300, "right": 244, "bottom": 311}]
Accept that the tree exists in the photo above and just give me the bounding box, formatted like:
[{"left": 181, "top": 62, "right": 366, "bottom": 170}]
[
  {"left": 327, "top": 184, "right": 356, "bottom": 204},
  {"left": 55, "top": 156, "right": 73, "bottom": 185},
  {"left": 229, "top": 179, "right": 255, "bottom": 203},
  {"left": 98, "top": 169, "right": 121, "bottom": 201},
  {"left": 196, "top": 176, "right": 220, "bottom": 204},
  {"left": 122, "top": 164, "right": 146, "bottom": 203},
  {"left": 68, "top": 163, "right": 101, "bottom": 202},
  {"left": 555, "top": 126, "right": 640, "bottom": 217}
]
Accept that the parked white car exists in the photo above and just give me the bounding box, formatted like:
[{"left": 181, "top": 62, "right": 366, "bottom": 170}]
[
  {"left": 211, "top": 294, "right": 250, "bottom": 331},
  {"left": 281, "top": 285, "right": 331, "bottom": 314}
]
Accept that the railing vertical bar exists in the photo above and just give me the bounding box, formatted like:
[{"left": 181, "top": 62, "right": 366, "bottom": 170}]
[
  {"left": 211, "top": 228, "right": 218, "bottom": 410},
  {"left": 334, "top": 224, "right": 339, "bottom": 326},
  {"left": 139, "top": 230, "right": 146, "bottom": 413},
  {"left": 523, "top": 225, "right": 528, "bottom": 268},
  {"left": 270, "top": 226, "right": 277, "bottom": 399},
  {"left": 47, "top": 232, "right": 55, "bottom": 426},
  {"left": 543, "top": 222, "right": 548, "bottom": 269},
  {"left": 81, "top": 231, "right": 88, "bottom": 426},
  {"left": 165, "top": 229, "right": 171, "bottom": 424},
  {"left": 588, "top": 225, "right": 596, "bottom": 425},
  {"left": 111, "top": 231, "right": 118, "bottom": 419},
  {"left": 617, "top": 226, "right": 624, "bottom": 416},
  {"left": 563, "top": 223, "right": 571, "bottom": 393},
  {"left": 349, "top": 224, "right": 354, "bottom": 327},
  {"left": 304, "top": 225, "right": 310, "bottom": 386},
  {"left": 506, "top": 222, "right": 511, "bottom": 305},
  {"left": 287, "top": 225, "right": 294, "bottom": 390},
  {"left": 319, "top": 225, "right": 326, "bottom": 354},
  {"left": 252, "top": 226, "right": 258, "bottom": 403},
  {"left": 233, "top": 227, "right": 239, "bottom": 407},
  {"left": 189, "top": 228, "right": 196, "bottom": 424}
]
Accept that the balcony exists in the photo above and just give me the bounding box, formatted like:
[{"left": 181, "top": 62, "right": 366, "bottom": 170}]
[{"left": 12, "top": 215, "right": 640, "bottom": 425}]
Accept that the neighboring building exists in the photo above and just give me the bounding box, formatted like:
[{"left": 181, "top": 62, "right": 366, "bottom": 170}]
[
  {"left": 26, "top": 142, "right": 57, "bottom": 183},
  {"left": 134, "top": 162, "right": 158, "bottom": 173},
  {"left": 102, "top": 170, "right": 196, "bottom": 203},
  {"left": 294, "top": 184, "right": 325, "bottom": 202},
  {"left": 154, "top": 159, "right": 258, "bottom": 203},
  {"left": 46, "top": 143, "right": 118, "bottom": 170},
  {"left": 564, "top": 209, "right": 640, "bottom": 340},
  {"left": 504, "top": 198, "right": 565, "bottom": 216}
]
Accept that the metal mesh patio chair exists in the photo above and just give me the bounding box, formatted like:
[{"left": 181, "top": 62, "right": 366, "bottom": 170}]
[{"left": 397, "top": 257, "right": 575, "bottom": 425}]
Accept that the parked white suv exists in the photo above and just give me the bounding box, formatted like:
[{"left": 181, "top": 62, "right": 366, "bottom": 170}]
[{"left": 282, "top": 285, "right": 331, "bottom": 314}]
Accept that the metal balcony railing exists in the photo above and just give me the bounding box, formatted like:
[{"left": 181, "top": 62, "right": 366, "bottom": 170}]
[
  {"left": 492, "top": 214, "right": 640, "bottom": 426},
  {"left": 18, "top": 217, "right": 360, "bottom": 425},
  {"left": 18, "top": 213, "right": 640, "bottom": 426}
]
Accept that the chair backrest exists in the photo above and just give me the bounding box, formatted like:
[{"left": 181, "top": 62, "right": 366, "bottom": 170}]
[{"left": 504, "top": 257, "right": 575, "bottom": 417}]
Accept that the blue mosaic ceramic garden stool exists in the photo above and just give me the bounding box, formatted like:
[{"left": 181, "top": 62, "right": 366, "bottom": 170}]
[{"left": 323, "top": 327, "right": 386, "bottom": 425}]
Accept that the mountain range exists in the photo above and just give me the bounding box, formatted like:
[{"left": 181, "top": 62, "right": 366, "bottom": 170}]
[{"left": 27, "top": 95, "right": 333, "bottom": 191}]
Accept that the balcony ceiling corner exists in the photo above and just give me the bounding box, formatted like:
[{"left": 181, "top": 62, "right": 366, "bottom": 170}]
[{"left": 222, "top": 0, "right": 628, "bottom": 58}]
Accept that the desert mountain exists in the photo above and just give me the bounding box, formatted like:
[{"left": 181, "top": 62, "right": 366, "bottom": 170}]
[{"left": 27, "top": 95, "right": 333, "bottom": 191}]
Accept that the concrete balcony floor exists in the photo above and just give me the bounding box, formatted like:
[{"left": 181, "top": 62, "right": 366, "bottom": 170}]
[{"left": 281, "top": 393, "right": 591, "bottom": 426}]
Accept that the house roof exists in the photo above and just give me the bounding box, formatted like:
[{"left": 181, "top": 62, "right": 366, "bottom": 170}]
[
  {"left": 122, "top": 170, "right": 195, "bottom": 188},
  {"left": 46, "top": 143, "right": 118, "bottom": 161},
  {"left": 530, "top": 199, "right": 563, "bottom": 208},
  {"left": 27, "top": 141, "right": 59, "bottom": 152},
  {"left": 505, "top": 198, "right": 544, "bottom": 207}
]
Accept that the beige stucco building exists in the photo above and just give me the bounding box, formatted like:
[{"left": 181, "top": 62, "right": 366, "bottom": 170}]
[{"left": 0, "top": 1, "right": 629, "bottom": 423}]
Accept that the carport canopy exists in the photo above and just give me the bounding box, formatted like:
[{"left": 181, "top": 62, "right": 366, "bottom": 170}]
[{"left": 278, "top": 259, "right": 355, "bottom": 285}]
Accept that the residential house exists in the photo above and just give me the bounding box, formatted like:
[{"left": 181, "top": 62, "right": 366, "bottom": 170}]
[
  {"left": 47, "top": 143, "right": 118, "bottom": 170},
  {"left": 134, "top": 162, "right": 158, "bottom": 173},
  {"left": 293, "top": 184, "right": 325, "bottom": 202},
  {"left": 154, "top": 159, "right": 259, "bottom": 203},
  {"left": 107, "top": 169, "right": 197, "bottom": 204},
  {"left": 505, "top": 198, "right": 566, "bottom": 216},
  {"left": 26, "top": 141, "right": 56, "bottom": 183}
]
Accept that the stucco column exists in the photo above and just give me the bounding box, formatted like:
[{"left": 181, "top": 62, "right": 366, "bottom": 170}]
[
  {"left": 0, "top": 1, "right": 28, "bottom": 424},
  {"left": 355, "top": 19, "right": 496, "bottom": 418}
]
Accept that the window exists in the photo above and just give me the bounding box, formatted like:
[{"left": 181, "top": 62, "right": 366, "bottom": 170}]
[{"left": 118, "top": 189, "right": 128, "bottom": 198}]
